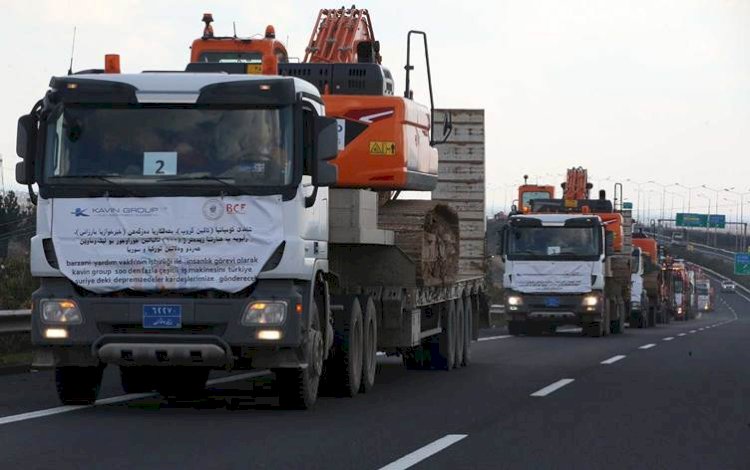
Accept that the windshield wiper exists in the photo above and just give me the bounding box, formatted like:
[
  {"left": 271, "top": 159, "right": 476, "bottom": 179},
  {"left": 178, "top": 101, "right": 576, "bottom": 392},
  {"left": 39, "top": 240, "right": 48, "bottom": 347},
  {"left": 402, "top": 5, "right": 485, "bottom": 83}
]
[
  {"left": 49, "top": 175, "right": 141, "bottom": 197},
  {"left": 157, "top": 175, "right": 243, "bottom": 194}
]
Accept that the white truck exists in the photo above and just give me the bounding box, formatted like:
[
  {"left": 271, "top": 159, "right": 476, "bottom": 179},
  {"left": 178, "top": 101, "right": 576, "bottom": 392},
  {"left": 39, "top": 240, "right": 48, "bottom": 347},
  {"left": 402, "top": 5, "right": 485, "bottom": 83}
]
[
  {"left": 500, "top": 212, "right": 628, "bottom": 337},
  {"left": 15, "top": 68, "right": 487, "bottom": 408},
  {"left": 629, "top": 247, "right": 651, "bottom": 328}
]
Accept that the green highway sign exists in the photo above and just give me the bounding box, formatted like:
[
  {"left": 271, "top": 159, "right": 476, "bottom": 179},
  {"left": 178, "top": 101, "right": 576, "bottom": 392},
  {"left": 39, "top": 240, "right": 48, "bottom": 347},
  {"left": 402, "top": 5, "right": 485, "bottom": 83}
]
[
  {"left": 735, "top": 253, "right": 750, "bottom": 275},
  {"left": 675, "top": 213, "right": 726, "bottom": 228},
  {"left": 623, "top": 202, "right": 633, "bottom": 210},
  {"left": 676, "top": 213, "right": 707, "bottom": 227}
]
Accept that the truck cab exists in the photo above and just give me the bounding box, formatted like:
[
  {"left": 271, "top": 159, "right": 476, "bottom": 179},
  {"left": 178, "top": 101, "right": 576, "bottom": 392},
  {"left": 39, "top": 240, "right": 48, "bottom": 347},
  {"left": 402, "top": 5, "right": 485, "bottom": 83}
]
[
  {"left": 500, "top": 213, "right": 607, "bottom": 336},
  {"left": 15, "top": 72, "right": 339, "bottom": 406}
]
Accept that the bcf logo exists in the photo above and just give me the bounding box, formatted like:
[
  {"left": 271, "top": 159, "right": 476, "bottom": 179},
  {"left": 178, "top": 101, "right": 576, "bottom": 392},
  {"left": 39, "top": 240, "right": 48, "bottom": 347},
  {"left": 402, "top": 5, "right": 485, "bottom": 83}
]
[{"left": 226, "top": 203, "right": 247, "bottom": 215}]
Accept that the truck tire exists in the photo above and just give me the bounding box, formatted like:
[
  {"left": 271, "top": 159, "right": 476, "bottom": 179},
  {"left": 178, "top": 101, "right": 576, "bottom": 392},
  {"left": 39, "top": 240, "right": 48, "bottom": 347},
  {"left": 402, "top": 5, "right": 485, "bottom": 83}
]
[
  {"left": 584, "top": 322, "right": 603, "bottom": 337},
  {"left": 55, "top": 365, "right": 105, "bottom": 405},
  {"left": 278, "top": 302, "right": 324, "bottom": 409},
  {"left": 432, "top": 300, "right": 456, "bottom": 370},
  {"left": 120, "top": 366, "right": 158, "bottom": 394},
  {"left": 462, "top": 296, "right": 473, "bottom": 367},
  {"left": 155, "top": 367, "right": 210, "bottom": 400},
  {"left": 323, "top": 296, "right": 363, "bottom": 397},
  {"left": 648, "top": 306, "right": 657, "bottom": 327},
  {"left": 611, "top": 301, "right": 625, "bottom": 334},
  {"left": 358, "top": 295, "right": 378, "bottom": 393},
  {"left": 455, "top": 299, "right": 465, "bottom": 368}
]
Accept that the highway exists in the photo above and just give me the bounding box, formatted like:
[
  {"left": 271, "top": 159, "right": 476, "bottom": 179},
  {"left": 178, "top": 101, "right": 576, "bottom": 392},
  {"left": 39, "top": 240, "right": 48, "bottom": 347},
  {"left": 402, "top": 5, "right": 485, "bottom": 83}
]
[{"left": 0, "top": 284, "right": 747, "bottom": 469}]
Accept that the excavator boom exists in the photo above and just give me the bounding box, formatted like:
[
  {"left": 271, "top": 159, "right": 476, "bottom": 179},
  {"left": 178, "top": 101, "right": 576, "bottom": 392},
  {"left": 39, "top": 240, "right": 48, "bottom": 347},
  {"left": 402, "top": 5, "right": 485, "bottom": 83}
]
[{"left": 305, "top": 7, "right": 381, "bottom": 64}]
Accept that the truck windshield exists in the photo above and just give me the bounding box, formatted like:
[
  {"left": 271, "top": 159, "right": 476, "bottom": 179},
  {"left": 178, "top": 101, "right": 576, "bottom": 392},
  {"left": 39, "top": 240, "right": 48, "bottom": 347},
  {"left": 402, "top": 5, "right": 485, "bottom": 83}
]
[
  {"left": 521, "top": 191, "right": 550, "bottom": 208},
  {"left": 673, "top": 280, "right": 683, "bottom": 293},
  {"left": 696, "top": 286, "right": 709, "bottom": 295},
  {"left": 507, "top": 226, "right": 600, "bottom": 260},
  {"left": 43, "top": 106, "right": 294, "bottom": 188},
  {"left": 198, "top": 52, "right": 264, "bottom": 63}
]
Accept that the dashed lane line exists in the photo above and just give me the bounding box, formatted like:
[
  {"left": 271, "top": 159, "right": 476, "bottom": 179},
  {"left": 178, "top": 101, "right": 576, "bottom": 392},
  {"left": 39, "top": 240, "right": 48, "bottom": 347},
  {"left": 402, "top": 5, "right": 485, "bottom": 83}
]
[
  {"left": 663, "top": 337, "right": 674, "bottom": 341},
  {"left": 530, "top": 379, "right": 575, "bottom": 397},
  {"left": 600, "top": 355, "right": 626, "bottom": 365},
  {"left": 379, "top": 434, "right": 468, "bottom": 470},
  {"left": 689, "top": 330, "right": 697, "bottom": 334},
  {"left": 0, "top": 370, "right": 270, "bottom": 427},
  {"left": 639, "top": 343, "right": 657, "bottom": 350},
  {"left": 678, "top": 333, "right": 686, "bottom": 337}
]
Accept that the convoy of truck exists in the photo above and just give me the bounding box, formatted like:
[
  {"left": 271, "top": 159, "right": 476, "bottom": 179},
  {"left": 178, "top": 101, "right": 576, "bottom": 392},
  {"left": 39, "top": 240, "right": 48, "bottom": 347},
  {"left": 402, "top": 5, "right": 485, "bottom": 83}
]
[{"left": 11, "top": 7, "right": 723, "bottom": 408}]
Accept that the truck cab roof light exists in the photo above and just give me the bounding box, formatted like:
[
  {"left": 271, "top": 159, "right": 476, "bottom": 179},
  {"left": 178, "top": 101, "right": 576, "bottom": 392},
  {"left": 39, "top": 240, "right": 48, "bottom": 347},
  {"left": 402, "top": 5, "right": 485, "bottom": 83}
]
[{"left": 104, "top": 54, "right": 121, "bottom": 74}]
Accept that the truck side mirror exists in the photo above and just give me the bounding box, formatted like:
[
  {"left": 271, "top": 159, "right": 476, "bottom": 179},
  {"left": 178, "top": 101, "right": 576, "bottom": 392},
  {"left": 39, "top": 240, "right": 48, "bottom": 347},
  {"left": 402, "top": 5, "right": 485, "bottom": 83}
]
[
  {"left": 498, "top": 226, "right": 508, "bottom": 256},
  {"left": 312, "top": 116, "right": 338, "bottom": 187},
  {"left": 16, "top": 114, "right": 37, "bottom": 184}
]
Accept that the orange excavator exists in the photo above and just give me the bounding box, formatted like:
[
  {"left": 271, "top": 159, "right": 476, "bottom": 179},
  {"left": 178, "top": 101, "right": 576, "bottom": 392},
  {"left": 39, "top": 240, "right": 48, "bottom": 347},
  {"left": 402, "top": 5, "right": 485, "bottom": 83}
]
[{"left": 188, "top": 7, "right": 443, "bottom": 191}]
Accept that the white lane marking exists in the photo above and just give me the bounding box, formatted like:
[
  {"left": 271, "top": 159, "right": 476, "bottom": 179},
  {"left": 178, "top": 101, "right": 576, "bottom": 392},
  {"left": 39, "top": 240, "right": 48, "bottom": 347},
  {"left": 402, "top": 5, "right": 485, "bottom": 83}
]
[
  {"left": 689, "top": 330, "right": 697, "bottom": 334},
  {"left": 639, "top": 343, "right": 656, "bottom": 350},
  {"left": 698, "top": 328, "right": 705, "bottom": 331},
  {"left": 530, "top": 378, "right": 575, "bottom": 397},
  {"left": 0, "top": 370, "right": 270, "bottom": 427},
  {"left": 663, "top": 337, "right": 674, "bottom": 341},
  {"left": 557, "top": 327, "right": 582, "bottom": 333},
  {"left": 678, "top": 333, "right": 686, "bottom": 337},
  {"left": 600, "top": 355, "right": 626, "bottom": 365},
  {"left": 478, "top": 335, "right": 512, "bottom": 342},
  {"left": 379, "top": 434, "right": 468, "bottom": 470}
]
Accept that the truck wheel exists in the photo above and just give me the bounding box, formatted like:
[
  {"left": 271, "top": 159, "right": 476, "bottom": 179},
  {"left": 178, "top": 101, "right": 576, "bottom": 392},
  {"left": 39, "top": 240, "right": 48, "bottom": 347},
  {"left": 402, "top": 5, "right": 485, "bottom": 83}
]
[
  {"left": 278, "top": 302, "right": 324, "bottom": 409},
  {"left": 611, "top": 303, "right": 625, "bottom": 334},
  {"left": 55, "top": 365, "right": 105, "bottom": 405},
  {"left": 120, "top": 366, "right": 158, "bottom": 394},
  {"left": 155, "top": 367, "right": 210, "bottom": 400},
  {"left": 462, "top": 296, "right": 473, "bottom": 367},
  {"left": 358, "top": 295, "right": 378, "bottom": 393},
  {"left": 323, "top": 296, "right": 363, "bottom": 397},
  {"left": 455, "top": 299, "right": 465, "bottom": 368},
  {"left": 432, "top": 300, "right": 456, "bottom": 370},
  {"left": 648, "top": 306, "right": 656, "bottom": 327}
]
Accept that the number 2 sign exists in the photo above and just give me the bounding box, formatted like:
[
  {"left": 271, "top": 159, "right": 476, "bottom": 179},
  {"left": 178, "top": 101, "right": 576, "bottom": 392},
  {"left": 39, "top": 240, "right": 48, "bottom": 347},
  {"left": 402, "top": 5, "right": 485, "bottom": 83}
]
[{"left": 143, "top": 152, "right": 177, "bottom": 176}]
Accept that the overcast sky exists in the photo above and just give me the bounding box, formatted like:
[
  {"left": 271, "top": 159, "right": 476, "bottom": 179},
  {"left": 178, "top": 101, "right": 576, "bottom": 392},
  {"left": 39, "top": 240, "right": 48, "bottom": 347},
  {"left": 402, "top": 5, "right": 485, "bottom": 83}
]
[{"left": 1, "top": 0, "right": 749, "bottom": 217}]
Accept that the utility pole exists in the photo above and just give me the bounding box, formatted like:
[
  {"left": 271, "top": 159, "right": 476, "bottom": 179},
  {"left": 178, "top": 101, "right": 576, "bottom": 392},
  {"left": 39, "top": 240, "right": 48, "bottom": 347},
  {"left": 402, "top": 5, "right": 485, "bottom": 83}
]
[{"left": 0, "top": 153, "right": 5, "bottom": 197}]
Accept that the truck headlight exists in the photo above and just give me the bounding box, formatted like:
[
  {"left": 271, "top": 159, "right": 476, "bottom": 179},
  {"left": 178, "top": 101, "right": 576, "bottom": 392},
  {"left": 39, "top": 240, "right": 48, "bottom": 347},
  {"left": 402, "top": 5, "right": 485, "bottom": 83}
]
[
  {"left": 582, "top": 295, "right": 599, "bottom": 307},
  {"left": 241, "top": 301, "right": 287, "bottom": 325},
  {"left": 40, "top": 299, "right": 82, "bottom": 325},
  {"left": 507, "top": 296, "right": 523, "bottom": 306},
  {"left": 677, "top": 307, "right": 683, "bottom": 314}
]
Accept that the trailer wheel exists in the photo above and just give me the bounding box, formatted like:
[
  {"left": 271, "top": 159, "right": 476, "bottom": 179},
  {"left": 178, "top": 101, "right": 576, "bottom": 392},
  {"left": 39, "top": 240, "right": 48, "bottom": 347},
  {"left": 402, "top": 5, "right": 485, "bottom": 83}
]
[
  {"left": 454, "top": 299, "right": 465, "bottom": 367},
  {"left": 432, "top": 300, "right": 456, "bottom": 370},
  {"left": 55, "top": 365, "right": 105, "bottom": 405},
  {"left": 462, "top": 296, "right": 473, "bottom": 367},
  {"left": 120, "top": 366, "right": 158, "bottom": 394},
  {"left": 648, "top": 305, "right": 657, "bottom": 327},
  {"left": 323, "top": 296, "right": 363, "bottom": 397},
  {"left": 358, "top": 295, "right": 378, "bottom": 393},
  {"left": 611, "top": 300, "right": 625, "bottom": 334},
  {"left": 277, "top": 302, "right": 323, "bottom": 409}
]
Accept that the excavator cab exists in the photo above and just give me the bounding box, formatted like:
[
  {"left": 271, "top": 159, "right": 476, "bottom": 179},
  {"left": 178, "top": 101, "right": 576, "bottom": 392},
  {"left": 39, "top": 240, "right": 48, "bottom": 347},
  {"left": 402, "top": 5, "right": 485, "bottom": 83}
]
[{"left": 189, "top": 13, "right": 289, "bottom": 76}]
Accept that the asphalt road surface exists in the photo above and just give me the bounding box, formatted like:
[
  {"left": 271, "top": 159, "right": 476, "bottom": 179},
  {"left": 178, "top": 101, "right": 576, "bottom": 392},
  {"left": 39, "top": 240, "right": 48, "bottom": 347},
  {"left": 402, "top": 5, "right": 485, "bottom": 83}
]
[{"left": 0, "top": 283, "right": 747, "bottom": 469}]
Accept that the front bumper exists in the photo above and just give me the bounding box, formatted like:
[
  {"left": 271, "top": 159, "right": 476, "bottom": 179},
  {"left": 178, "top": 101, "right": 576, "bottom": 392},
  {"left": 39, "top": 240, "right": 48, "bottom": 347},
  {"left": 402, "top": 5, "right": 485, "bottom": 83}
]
[
  {"left": 30, "top": 278, "right": 309, "bottom": 369},
  {"left": 504, "top": 291, "right": 603, "bottom": 325}
]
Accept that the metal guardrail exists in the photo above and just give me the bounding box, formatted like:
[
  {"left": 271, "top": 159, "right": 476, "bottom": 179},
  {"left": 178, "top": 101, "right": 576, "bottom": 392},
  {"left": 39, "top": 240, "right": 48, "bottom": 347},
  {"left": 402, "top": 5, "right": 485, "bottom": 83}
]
[{"left": 0, "top": 310, "right": 31, "bottom": 334}]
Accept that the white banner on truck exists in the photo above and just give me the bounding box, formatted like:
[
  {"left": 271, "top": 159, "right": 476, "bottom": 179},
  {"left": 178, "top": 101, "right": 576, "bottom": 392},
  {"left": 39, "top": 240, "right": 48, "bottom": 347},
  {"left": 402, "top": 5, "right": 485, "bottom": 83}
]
[
  {"left": 510, "top": 261, "right": 593, "bottom": 294},
  {"left": 52, "top": 196, "right": 284, "bottom": 294}
]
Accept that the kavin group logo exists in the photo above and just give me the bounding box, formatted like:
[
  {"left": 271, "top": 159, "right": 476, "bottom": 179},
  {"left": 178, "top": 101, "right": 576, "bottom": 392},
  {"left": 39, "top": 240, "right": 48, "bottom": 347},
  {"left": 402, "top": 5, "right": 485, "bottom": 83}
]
[{"left": 71, "top": 208, "right": 89, "bottom": 217}]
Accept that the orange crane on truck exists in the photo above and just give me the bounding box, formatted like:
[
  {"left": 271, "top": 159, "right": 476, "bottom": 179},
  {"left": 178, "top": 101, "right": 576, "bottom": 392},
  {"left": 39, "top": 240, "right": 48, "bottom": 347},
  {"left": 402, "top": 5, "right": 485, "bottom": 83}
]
[{"left": 188, "top": 7, "right": 443, "bottom": 191}]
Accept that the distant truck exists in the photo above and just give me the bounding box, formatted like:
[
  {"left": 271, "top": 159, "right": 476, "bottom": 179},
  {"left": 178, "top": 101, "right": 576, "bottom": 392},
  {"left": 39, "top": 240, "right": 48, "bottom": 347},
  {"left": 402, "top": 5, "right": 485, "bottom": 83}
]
[
  {"left": 632, "top": 233, "right": 662, "bottom": 324},
  {"left": 694, "top": 278, "right": 713, "bottom": 312},
  {"left": 659, "top": 259, "right": 693, "bottom": 321}
]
